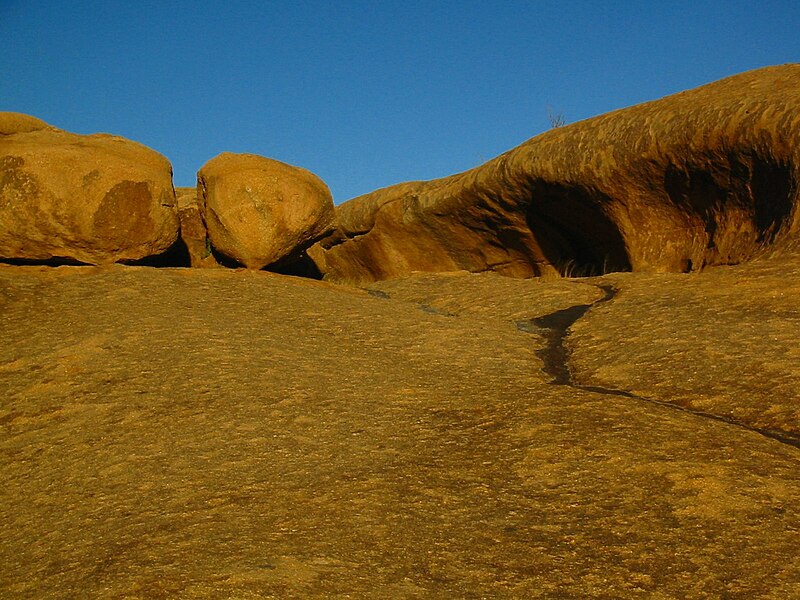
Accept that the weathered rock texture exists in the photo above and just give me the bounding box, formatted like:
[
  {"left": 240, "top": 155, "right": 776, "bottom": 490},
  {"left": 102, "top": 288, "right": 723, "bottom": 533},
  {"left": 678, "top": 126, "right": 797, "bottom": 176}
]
[
  {"left": 1, "top": 258, "right": 798, "bottom": 597},
  {"left": 0, "top": 113, "right": 179, "bottom": 264},
  {"left": 569, "top": 257, "right": 800, "bottom": 440},
  {"left": 314, "top": 65, "right": 800, "bottom": 283},
  {"left": 0, "top": 112, "right": 54, "bottom": 136},
  {"left": 198, "top": 153, "right": 335, "bottom": 269},
  {"left": 175, "top": 187, "right": 218, "bottom": 268}
]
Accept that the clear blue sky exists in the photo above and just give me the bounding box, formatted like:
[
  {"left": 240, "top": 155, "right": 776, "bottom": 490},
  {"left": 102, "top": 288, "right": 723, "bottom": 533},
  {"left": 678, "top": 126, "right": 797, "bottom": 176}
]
[{"left": 2, "top": 1, "right": 798, "bottom": 203}]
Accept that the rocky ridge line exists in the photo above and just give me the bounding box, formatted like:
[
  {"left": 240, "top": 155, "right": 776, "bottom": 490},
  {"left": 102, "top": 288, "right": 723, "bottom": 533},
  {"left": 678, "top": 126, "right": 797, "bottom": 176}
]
[{"left": 313, "top": 65, "right": 800, "bottom": 284}]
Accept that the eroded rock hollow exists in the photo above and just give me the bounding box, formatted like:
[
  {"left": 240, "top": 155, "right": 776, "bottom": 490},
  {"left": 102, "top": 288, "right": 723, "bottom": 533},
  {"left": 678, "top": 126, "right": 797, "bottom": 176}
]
[{"left": 312, "top": 65, "right": 800, "bottom": 283}]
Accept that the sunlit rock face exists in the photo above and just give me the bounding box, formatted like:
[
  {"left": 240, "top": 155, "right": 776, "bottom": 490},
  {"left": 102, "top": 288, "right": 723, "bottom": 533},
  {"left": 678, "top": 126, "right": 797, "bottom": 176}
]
[
  {"left": 197, "top": 152, "right": 335, "bottom": 270},
  {"left": 1, "top": 257, "right": 799, "bottom": 597},
  {"left": 313, "top": 65, "right": 800, "bottom": 283},
  {"left": 0, "top": 112, "right": 178, "bottom": 265}
]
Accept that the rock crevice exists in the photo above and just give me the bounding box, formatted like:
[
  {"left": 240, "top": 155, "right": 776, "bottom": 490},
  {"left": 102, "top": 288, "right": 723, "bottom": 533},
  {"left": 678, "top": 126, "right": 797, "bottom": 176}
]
[{"left": 517, "top": 283, "right": 800, "bottom": 450}]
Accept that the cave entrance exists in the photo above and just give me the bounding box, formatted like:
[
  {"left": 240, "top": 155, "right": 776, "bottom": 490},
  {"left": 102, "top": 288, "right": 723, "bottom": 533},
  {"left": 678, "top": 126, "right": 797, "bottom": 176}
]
[
  {"left": 525, "top": 181, "right": 631, "bottom": 277},
  {"left": 0, "top": 236, "right": 194, "bottom": 268}
]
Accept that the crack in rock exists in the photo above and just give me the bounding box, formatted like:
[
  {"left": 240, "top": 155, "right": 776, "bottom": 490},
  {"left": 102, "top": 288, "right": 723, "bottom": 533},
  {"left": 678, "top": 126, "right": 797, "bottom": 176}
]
[
  {"left": 520, "top": 284, "right": 617, "bottom": 386},
  {"left": 366, "top": 289, "right": 391, "bottom": 299},
  {"left": 418, "top": 303, "right": 456, "bottom": 317},
  {"left": 365, "top": 288, "right": 456, "bottom": 317},
  {"left": 516, "top": 283, "right": 800, "bottom": 450}
]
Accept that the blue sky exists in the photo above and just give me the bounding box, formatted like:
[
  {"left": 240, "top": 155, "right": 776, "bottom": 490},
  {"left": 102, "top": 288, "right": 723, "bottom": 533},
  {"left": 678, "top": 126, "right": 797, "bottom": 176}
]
[{"left": 2, "top": 1, "right": 799, "bottom": 203}]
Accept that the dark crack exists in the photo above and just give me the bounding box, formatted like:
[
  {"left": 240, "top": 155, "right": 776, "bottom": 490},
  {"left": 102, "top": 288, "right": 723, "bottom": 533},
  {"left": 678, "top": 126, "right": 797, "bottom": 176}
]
[
  {"left": 419, "top": 303, "right": 456, "bottom": 317},
  {"left": 366, "top": 289, "right": 390, "bottom": 299},
  {"left": 365, "top": 288, "right": 456, "bottom": 317},
  {"left": 519, "top": 284, "right": 616, "bottom": 385},
  {"left": 516, "top": 283, "right": 800, "bottom": 450}
]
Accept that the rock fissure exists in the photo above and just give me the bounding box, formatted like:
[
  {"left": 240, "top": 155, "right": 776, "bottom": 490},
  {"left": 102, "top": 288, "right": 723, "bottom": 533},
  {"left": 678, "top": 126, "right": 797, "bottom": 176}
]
[
  {"left": 516, "top": 283, "right": 800, "bottom": 450},
  {"left": 365, "top": 288, "right": 456, "bottom": 318}
]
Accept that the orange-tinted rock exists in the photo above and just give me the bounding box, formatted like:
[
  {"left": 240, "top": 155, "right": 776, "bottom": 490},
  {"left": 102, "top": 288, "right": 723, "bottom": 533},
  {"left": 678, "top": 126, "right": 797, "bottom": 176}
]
[
  {"left": 197, "top": 153, "right": 335, "bottom": 270},
  {"left": 0, "top": 113, "right": 178, "bottom": 264},
  {"left": 176, "top": 187, "right": 218, "bottom": 268},
  {"left": 315, "top": 65, "right": 800, "bottom": 283},
  {"left": 1, "top": 262, "right": 799, "bottom": 596},
  {"left": 0, "top": 112, "right": 55, "bottom": 135}
]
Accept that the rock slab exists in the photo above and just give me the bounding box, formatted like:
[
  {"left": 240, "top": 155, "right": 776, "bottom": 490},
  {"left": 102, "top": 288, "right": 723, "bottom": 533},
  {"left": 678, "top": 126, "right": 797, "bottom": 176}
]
[
  {"left": 1, "top": 262, "right": 798, "bottom": 597},
  {"left": 0, "top": 112, "right": 179, "bottom": 264},
  {"left": 314, "top": 65, "right": 800, "bottom": 283},
  {"left": 197, "top": 152, "right": 335, "bottom": 269}
]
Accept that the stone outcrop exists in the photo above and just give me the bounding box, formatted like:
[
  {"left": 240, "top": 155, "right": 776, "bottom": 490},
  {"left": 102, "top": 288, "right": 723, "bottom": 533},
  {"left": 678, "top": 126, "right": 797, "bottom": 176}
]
[
  {"left": 176, "top": 187, "right": 218, "bottom": 268},
  {"left": 0, "top": 113, "right": 179, "bottom": 264},
  {"left": 313, "top": 65, "right": 800, "bottom": 283},
  {"left": 0, "top": 112, "right": 55, "bottom": 136},
  {"left": 197, "top": 152, "right": 335, "bottom": 270}
]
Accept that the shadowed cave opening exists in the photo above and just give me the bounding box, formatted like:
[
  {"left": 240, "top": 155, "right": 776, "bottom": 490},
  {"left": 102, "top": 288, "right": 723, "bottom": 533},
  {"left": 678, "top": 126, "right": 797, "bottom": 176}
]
[
  {"left": 5, "top": 234, "right": 322, "bottom": 274},
  {"left": 268, "top": 250, "right": 324, "bottom": 279},
  {"left": 126, "top": 236, "right": 192, "bottom": 267},
  {"left": 524, "top": 182, "right": 631, "bottom": 277},
  {"left": 129, "top": 236, "right": 325, "bottom": 278},
  {"left": 206, "top": 245, "right": 324, "bottom": 279},
  {"left": 664, "top": 154, "right": 795, "bottom": 259},
  {"left": 209, "top": 245, "right": 243, "bottom": 269},
  {"left": 0, "top": 237, "right": 194, "bottom": 269},
  {"left": 751, "top": 159, "right": 795, "bottom": 239}
]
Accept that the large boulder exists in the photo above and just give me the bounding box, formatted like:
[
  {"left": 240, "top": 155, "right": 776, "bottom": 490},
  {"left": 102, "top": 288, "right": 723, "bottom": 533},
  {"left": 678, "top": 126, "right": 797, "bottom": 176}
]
[
  {"left": 313, "top": 65, "right": 800, "bottom": 283},
  {"left": 197, "top": 153, "right": 335, "bottom": 270},
  {"left": 0, "top": 113, "right": 179, "bottom": 264}
]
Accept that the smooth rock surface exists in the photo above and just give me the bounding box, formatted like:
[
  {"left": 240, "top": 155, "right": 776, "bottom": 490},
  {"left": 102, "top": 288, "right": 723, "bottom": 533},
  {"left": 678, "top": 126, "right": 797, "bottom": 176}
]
[
  {"left": 1, "top": 260, "right": 798, "bottom": 597},
  {"left": 198, "top": 153, "right": 335, "bottom": 269},
  {"left": 315, "top": 65, "right": 800, "bottom": 283},
  {"left": 0, "top": 113, "right": 179, "bottom": 264}
]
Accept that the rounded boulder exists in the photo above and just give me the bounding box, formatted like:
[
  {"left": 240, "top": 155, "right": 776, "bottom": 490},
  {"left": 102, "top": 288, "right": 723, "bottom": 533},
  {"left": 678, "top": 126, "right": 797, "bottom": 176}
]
[
  {"left": 0, "top": 113, "right": 179, "bottom": 264},
  {"left": 197, "top": 152, "right": 335, "bottom": 270}
]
